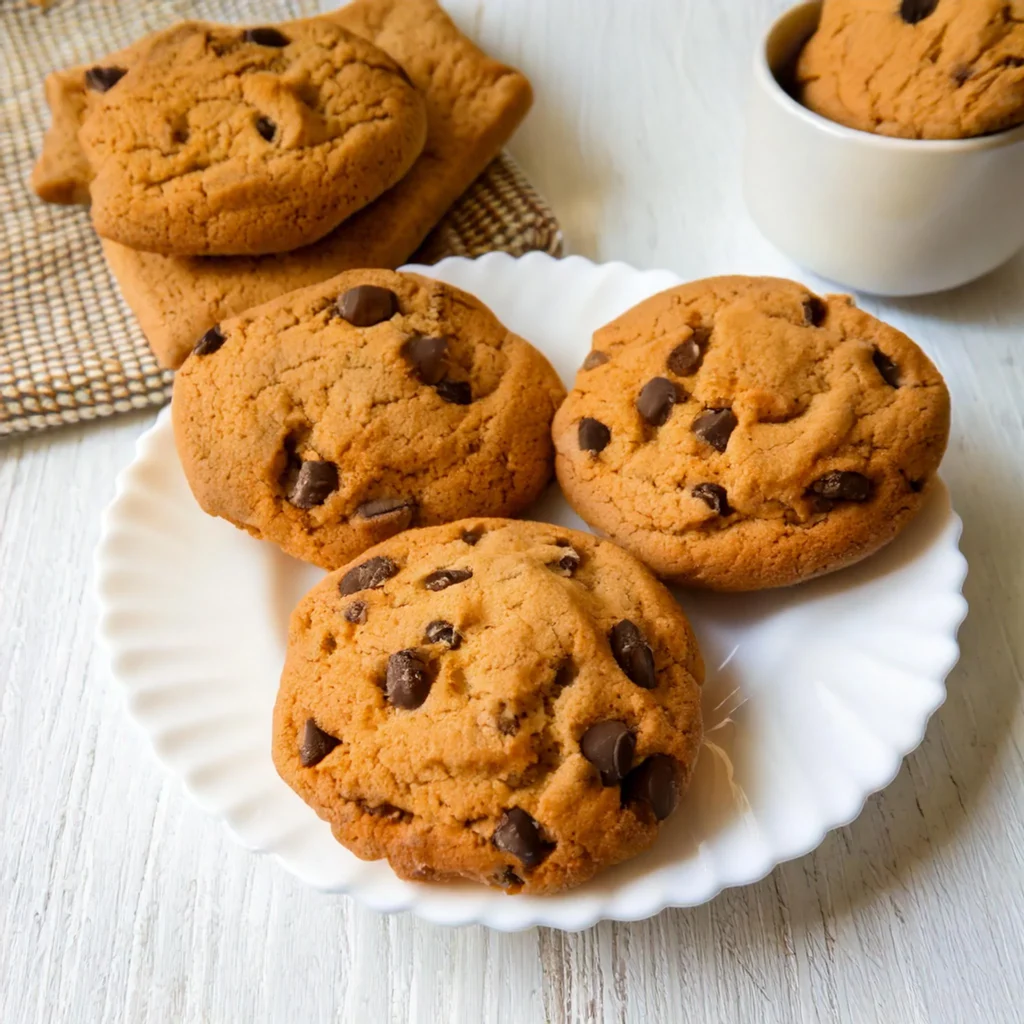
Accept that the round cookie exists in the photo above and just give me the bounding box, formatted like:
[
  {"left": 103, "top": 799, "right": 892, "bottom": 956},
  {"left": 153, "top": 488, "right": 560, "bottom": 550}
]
[
  {"left": 78, "top": 19, "right": 427, "bottom": 255},
  {"left": 796, "top": 0, "right": 1024, "bottom": 140},
  {"left": 173, "top": 269, "right": 566, "bottom": 569},
  {"left": 552, "top": 276, "right": 950, "bottom": 591},
  {"left": 272, "top": 519, "right": 704, "bottom": 894}
]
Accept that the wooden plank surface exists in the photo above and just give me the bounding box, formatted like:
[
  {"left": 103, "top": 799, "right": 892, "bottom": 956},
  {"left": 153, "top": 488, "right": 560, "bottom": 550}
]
[{"left": 2, "top": 1, "right": 1023, "bottom": 1021}]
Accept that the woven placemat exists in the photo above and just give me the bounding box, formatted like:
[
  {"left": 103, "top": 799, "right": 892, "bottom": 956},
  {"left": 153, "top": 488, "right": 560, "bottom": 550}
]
[{"left": 0, "top": 0, "right": 562, "bottom": 438}]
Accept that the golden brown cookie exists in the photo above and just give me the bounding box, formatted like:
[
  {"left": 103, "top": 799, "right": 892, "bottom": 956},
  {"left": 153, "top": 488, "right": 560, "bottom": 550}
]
[
  {"left": 173, "top": 270, "right": 566, "bottom": 569},
  {"left": 272, "top": 519, "right": 704, "bottom": 894},
  {"left": 552, "top": 276, "right": 951, "bottom": 591},
  {"left": 78, "top": 19, "right": 426, "bottom": 256},
  {"left": 796, "top": 0, "right": 1024, "bottom": 139},
  {"left": 31, "top": 0, "right": 533, "bottom": 367}
]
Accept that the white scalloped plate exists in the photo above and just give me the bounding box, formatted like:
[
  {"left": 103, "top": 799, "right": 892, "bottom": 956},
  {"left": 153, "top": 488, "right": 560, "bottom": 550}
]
[{"left": 96, "top": 253, "right": 967, "bottom": 932}]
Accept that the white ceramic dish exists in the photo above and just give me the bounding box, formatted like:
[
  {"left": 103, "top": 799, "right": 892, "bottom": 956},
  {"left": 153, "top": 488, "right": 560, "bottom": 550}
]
[
  {"left": 744, "top": 1, "right": 1024, "bottom": 296},
  {"left": 96, "top": 253, "right": 967, "bottom": 932}
]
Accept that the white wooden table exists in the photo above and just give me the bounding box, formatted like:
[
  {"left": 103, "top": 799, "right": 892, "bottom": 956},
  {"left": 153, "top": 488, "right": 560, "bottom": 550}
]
[{"left": 3, "top": 1, "right": 1023, "bottom": 1021}]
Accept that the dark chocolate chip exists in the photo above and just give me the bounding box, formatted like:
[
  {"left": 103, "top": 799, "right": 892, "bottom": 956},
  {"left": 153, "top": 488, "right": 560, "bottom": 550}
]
[
  {"left": 692, "top": 482, "right": 730, "bottom": 515},
  {"left": 803, "top": 296, "right": 828, "bottom": 326},
  {"left": 461, "top": 529, "right": 482, "bottom": 545},
  {"left": 402, "top": 335, "right": 448, "bottom": 384},
  {"left": 549, "top": 547, "right": 581, "bottom": 577},
  {"left": 243, "top": 26, "right": 290, "bottom": 46},
  {"left": 667, "top": 324, "right": 710, "bottom": 375},
  {"left": 582, "top": 350, "right": 610, "bottom": 370},
  {"left": 192, "top": 325, "right": 225, "bottom": 356},
  {"left": 899, "top": 0, "right": 938, "bottom": 25},
  {"left": 872, "top": 349, "right": 901, "bottom": 387},
  {"left": 424, "top": 619, "right": 462, "bottom": 650},
  {"left": 609, "top": 620, "right": 656, "bottom": 689},
  {"left": 636, "top": 377, "right": 681, "bottom": 427},
  {"left": 356, "top": 497, "right": 415, "bottom": 520},
  {"left": 492, "top": 808, "right": 553, "bottom": 868},
  {"left": 435, "top": 378, "right": 471, "bottom": 405},
  {"left": 691, "top": 408, "right": 737, "bottom": 452},
  {"left": 385, "top": 650, "right": 431, "bottom": 709},
  {"left": 580, "top": 721, "right": 635, "bottom": 785},
  {"left": 578, "top": 417, "right": 611, "bottom": 453},
  {"left": 809, "top": 471, "right": 873, "bottom": 502},
  {"left": 494, "top": 866, "right": 524, "bottom": 888},
  {"left": 344, "top": 600, "right": 368, "bottom": 624},
  {"left": 339, "top": 555, "right": 399, "bottom": 596},
  {"left": 288, "top": 460, "right": 338, "bottom": 509},
  {"left": 300, "top": 718, "right": 340, "bottom": 767},
  {"left": 255, "top": 116, "right": 276, "bottom": 142},
  {"left": 337, "top": 285, "right": 399, "bottom": 327},
  {"left": 423, "top": 568, "right": 473, "bottom": 591},
  {"left": 85, "top": 66, "right": 126, "bottom": 92},
  {"left": 623, "top": 755, "right": 679, "bottom": 821}
]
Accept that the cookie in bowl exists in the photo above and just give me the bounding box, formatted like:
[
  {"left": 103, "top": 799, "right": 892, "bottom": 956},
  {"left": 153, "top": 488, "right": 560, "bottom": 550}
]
[
  {"left": 552, "top": 275, "right": 950, "bottom": 591},
  {"left": 78, "top": 18, "right": 427, "bottom": 255},
  {"left": 172, "top": 270, "right": 566, "bottom": 569},
  {"left": 272, "top": 519, "right": 704, "bottom": 894}
]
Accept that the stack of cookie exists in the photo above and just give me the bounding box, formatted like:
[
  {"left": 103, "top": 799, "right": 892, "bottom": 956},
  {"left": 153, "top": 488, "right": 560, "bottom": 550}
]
[{"left": 31, "top": 0, "right": 533, "bottom": 368}]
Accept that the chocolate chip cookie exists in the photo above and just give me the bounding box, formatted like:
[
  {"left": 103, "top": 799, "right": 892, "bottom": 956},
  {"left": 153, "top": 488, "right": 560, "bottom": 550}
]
[
  {"left": 796, "top": 0, "right": 1024, "bottom": 139},
  {"left": 78, "top": 18, "right": 427, "bottom": 255},
  {"left": 173, "top": 270, "right": 566, "bottom": 569},
  {"left": 552, "top": 276, "right": 950, "bottom": 591},
  {"left": 272, "top": 518, "right": 704, "bottom": 894}
]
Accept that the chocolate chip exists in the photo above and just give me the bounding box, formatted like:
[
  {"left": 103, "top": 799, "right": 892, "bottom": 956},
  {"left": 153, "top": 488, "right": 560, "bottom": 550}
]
[
  {"left": 549, "top": 547, "right": 581, "bottom": 577},
  {"left": 461, "top": 529, "right": 482, "bottom": 545},
  {"left": 582, "top": 350, "right": 610, "bottom": 370},
  {"left": 435, "top": 379, "right": 471, "bottom": 405},
  {"left": 909, "top": 477, "right": 925, "bottom": 493},
  {"left": 609, "top": 620, "right": 656, "bottom": 689},
  {"left": 192, "top": 325, "right": 225, "bottom": 356},
  {"left": 243, "top": 27, "right": 290, "bottom": 46},
  {"left": 580, "top": 721, "right": 635, "bottom": 785},
  {"left": 288, "top": 460, "right": 338, "bottom": 509},
  {"left": 255, "top": 116, "right": 276, "bottom": 142},
  {"left": 667, "top": 324, "right": 710, "bottom": 375},
  {"left": 85, "top": 66, "right": 126, "bottom": 92},
  {"left": 356, "top": 497, "right": 415, "bottom": 520},
  {"left": 899, "top": 0, "right": 938, "bottom": 25},
  {"left": 623, "top": 755, "right": 679, "bottom": 821},
  {"left": 692, "top": 482, "right": 730, "bottom": 515},
  {"left": 872, "top": 349, "right": 901, "bottom": 387},
  {"left": 337, "top": 285, "right": 399, "bottom": 327},
  {"left": 803, "top": 296, "right": 827, "bottom": 326},
  {"left": 402, "top": 335, "right": 448, "bottom": 384},
  {"left": 424, "top": 619, "right": 462, "bottom": 650},
  {"left": 809, "top": 471, "right": 873, "bottom": 502},
  {"left": 492, "top": 808, "right": 553, "bottom": 868},
  {"left": 423, "top": 568, "right": 473, "bottom": 591},
  {"left": 578, "top": 417, "right": 611, "bottom": 453},
  {"left": 691, "top": 408, "right": 737, "bottom": 452},
  {"left": 636, "top": 377, "right": 681, "bottom": 427},
  {"left": 300, "top": 718, "right": 340, "bottom": 767},
  {"left": 344, "top": 600, "right": 368, "bottom": 624},
  {"left": 385, "top": 650, "right": 431, "bottom": 709},
  {"left": 494, "top": 866, "right": 524, "bottom": 888},
  {"left": 339, "top": 555, "right": 399, "bottom": 595}
]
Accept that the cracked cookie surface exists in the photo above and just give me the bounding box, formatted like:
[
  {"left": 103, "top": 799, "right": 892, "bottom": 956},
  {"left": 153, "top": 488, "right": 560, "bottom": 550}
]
[
  {"left": 78, "top": 18, "right": 427, "bottom": 255},
  {"left": 272, "top": 518, "right": 704, "bottom": 894},
  {"left": 172, "top": 269, "right": 565, "bottom": 569},
  {"left": 796, "top": 0, "right": 1024, "bottom": 139},
  {"left": 552, "top": 276, "right": 950, "bottom": 591}
]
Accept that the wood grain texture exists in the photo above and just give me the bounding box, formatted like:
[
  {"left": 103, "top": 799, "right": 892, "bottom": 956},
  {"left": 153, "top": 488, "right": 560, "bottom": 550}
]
[{"left": 3, "top": 0, "right": 1023, "bottom": 1021}]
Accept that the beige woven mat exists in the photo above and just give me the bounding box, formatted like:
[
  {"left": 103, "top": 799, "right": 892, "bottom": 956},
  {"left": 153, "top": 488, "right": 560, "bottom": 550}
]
[{"left": 0, "top": 0, "right": 562, "bottom": 438}]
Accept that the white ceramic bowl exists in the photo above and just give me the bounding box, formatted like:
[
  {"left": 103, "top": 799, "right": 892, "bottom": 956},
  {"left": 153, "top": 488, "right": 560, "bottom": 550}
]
[
  {"left": 95, "top": 254, "right": 968, "bottom": 932},
  {"left": 744, "top": 1, "right": 1024, "bottom": 296}
]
